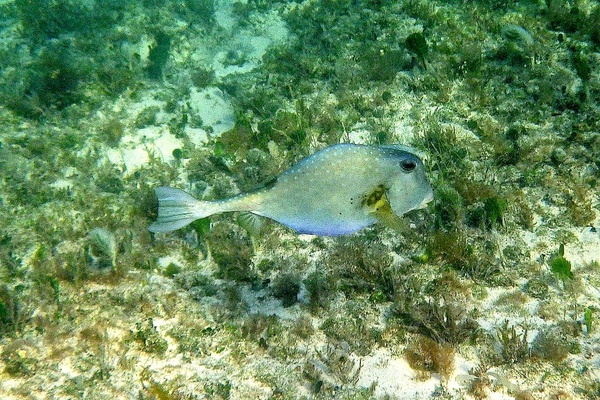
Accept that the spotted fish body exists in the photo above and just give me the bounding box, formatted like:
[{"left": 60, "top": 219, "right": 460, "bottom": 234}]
[{"left": 149, "top": 143, "right": 433, "bottom": 236}]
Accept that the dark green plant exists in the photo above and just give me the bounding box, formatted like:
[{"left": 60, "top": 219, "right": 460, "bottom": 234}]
[
  {"left": 361, "top": 47, "right": 411, "bottom": 82},
  {"left": 139, "top": 368, "right": 200, "bottom": 400},
  {"left": 3, "top": 43, "right": 91, "bottom": 115},
  {"left": 565, "top": 183, "right": 596, "bottom": 227},
  {"left": 240, "top": 314, "right": 282, "bottom": 348},
  {"left": 326, "top": 237, "right": 396, "bottom": 300},
  {"left": 174, "top": 271, "right": 219, "bottom": 300},
  {"left": 393, "top": 293, "right": 479, "bottom": 345},
  {"left": 190, "top": 217, "right": 211, "bottom": 237},
  {"left": 432, "top": 184, "right": 464, "bottom": 230},
  {"left": 32, "top": 273, "right": 61, "bottom": 313},
  {"left": 134, "top": 106, "right": 160, "bottom": 128},
  {"left": 176, "top": 0, "right": 216, "bottom": 26},
  {"left": 584, "top": 307, "right": 593, "bottom": 334},
  {"left": 525, "top": 277, "right": 549, "bottom": 299},
  {"left": 0, "top": 285, "right": 25, "bottom": 338},
  {"left": 204, "top": 379, "right": 232, "bottom": 400},
  {"left": 530, "top": 327, "right": 570, "bottom": 364},
  {"left": 483, "top": 196, "right": 508, "bottom": 229},
  {"left": 381, "top": 90, "right": 393, "bottom": 103},
  {"left": 405, "top": 32, "right": 429, "bottom": 68},
  {"left": 415, "top": 120, "right": 469, "bottom": 180},
  {"left": 167, "top": 325, "right": 210, "bottom": 356},
  {"left": 94, "top": 165, "right": 124, "bottom": 194},
  {"left": 495, "top": 320, "right": 528, "bottom": 365},
  {"left": 465, "top": 361, "right": 493, "bottom": 399},
  {"left": 291, "top": 316, "right": 314, "bottom": 339},
  {"left": 549, "top": 244, "right": 573, "bottom": 287},
  {"left": 572, "top": 52, "right": 592, "bottom": 82},
  {"left": 138, "top": 378, "right": 177, "bottom": 400},
  {"left": 191, "top": 67, "right": 216, "bottom": 88},
  {"left": 163, "top": 263, "right": 181, "bottom": 278},
  {"left": 550, "top": 256, "right": 573, "bottom": 282},
  {"left": 303, "top": 271, "right": 335, "bottom": 312},
  {"left": 209, "top": 222, "right": 256, "bottom": 283},
  {"left": 545, "top": 0, "right": 587, "bottom": 35},
  {"left": 427, "top": 230, "right": 473, "bottom": 276},
  {"left": 146, "top": 31, "right": 171, "bottom": 80},
  {"left": 11, "top": 0, "right": 96, "bottom": 43},
  {"left": 98, "top": 118, "right": 125, "bottom": 147},
  {"left": 320, "top": 311, "right": 381, "bottom": 356},
  {"left": 580, "top": 379, "right": 600, "bottom": 400},
  {"left": 132, "top": 319, "right": 168, "bottom": 355},
  {"left": 2, "top": 0, "right": 142, "bottom": 117},
  {"left": 271, "top": 272, "right": 301, "bottom": 307},
  {"left": 311, "top": 343, "right": 362, "bottom": 387},
  {"left": 589, "top": 5, "right": 600, "bottom": 46}
]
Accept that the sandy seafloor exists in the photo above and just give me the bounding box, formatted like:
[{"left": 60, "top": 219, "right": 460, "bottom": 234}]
[{"left": 0, "top": 0, "right": 599, "bottom": 399}]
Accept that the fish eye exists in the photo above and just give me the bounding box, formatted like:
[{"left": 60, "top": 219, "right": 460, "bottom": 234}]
[{"left": 400, "top": 159, "right": 417, "bottom": 172}]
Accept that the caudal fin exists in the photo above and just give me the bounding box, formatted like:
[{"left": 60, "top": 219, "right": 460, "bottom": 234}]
[{"left": 148, "top": 187, "right": 219, "bottom": 233}]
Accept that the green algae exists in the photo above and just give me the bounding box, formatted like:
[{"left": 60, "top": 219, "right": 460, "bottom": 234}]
[{"left": 0, "top": 0, "right": 599, "bottom": 398}]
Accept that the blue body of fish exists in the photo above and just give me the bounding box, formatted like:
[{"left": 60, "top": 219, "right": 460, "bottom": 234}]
[{"left": 149, "top": 143, "right": 433, "bottom": 236}]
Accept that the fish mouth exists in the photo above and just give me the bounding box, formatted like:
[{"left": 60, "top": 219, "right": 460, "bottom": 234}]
[{"left": 416, "top": 189, "right": 434, "bottom": 209}]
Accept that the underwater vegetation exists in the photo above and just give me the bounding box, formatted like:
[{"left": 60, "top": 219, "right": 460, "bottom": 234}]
[
  {"left": 405, "top": 334, "right": 454, "bottom": 382},
  {"left": 0, "top": 0, "right": 218, "bottom": 118},
  {"left": 549, "top": 244, "right": 574, "bottom": 287},
  {"left": 0, "top": 0, "right": 599, "bottom": 398}
]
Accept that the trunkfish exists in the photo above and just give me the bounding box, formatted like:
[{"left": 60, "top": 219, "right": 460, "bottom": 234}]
[{"left": 149, "top": 143, "right": 433, "bottom": 236}]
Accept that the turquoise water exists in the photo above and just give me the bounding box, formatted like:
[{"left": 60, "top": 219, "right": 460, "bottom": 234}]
[{"left": 0, "top": 0, "right": 599, "bottom": 398}]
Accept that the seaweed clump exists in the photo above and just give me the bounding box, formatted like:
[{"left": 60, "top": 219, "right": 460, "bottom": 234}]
[
  {"left": 2, "top": 43, "right": 88, "bottom": 118},
  {"left": 392, "top": 271, "right": 479, "bottom": 345},
  {"left": 530, "top": 326, "right": 571, "bottom": 364},
  {"left": 209, "top": 222, "right": 256, "bottom": 283},
  {"left": 405, "top": 32, "right": 429, "bottom": 68},
  {"left": 11, "top": 0, "right": 97, "bottom": 43},
  {"left": 131, "top": 319, "right": 168, "bottom": 355},
  {"left": 548, "top": 244, "right": 574, "bottom": 289},
  {"left": 0, "top": 285, "right": 26, "bottom": 338},
  {"left": 303, "top": 271, "right": 336, "bottom": 312},
  {"left": 145, "top": 31, "right": 171, "bottom": 80},
  {"left": 324, "top": 237, "right": 396, "bottom": 301},
  {"left": 405, "top": 334, "right": 454, "bottom": 382},
  {"left": 494, "top": 320, "right": 529, "bottom": 365},
  {"left": 271, "top": 272, "right": 301, "bottom": 307},
  {"left": 87, "top": 227, "right": 118, "bottom": 272},
  {"left": 303, "top": 342, "right": 363, "bottom": 394}
]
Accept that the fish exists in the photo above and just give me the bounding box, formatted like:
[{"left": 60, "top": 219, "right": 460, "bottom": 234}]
[{"left": 149, "top": 143, "right": 433, "bottom": 236}]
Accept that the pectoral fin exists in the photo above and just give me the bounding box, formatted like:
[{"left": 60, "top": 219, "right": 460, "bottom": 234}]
[{"left": 364, "top": 185, "right": 408, "bottom": 232}]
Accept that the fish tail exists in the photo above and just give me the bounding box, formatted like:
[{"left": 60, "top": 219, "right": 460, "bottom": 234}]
[{"left": 148, "top": 187, "right": 219, "bottom": 233}]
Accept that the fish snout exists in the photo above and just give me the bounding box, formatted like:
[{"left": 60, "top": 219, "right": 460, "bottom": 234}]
[{"left": 417, "top": 187, "right": 434, "bottom": 209}]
